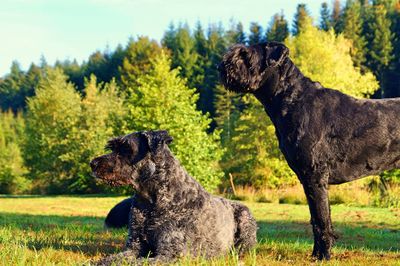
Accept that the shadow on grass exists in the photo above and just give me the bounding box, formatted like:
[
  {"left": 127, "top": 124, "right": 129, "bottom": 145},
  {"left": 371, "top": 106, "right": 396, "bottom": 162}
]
[
  {"left": 257, "top": 219, "right": 400, "bottom": 253},
  {"left": 0, "top": 212, "right": 126, "bottom": 256},
  {"left": 0, "top": 212, "right": 398, "bottom": 257}
]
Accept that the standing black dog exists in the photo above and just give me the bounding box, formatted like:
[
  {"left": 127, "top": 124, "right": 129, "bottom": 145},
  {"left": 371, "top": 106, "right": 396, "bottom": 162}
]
[
  {"left": 90, "top": 130, "right": 257, "bottom": 264},
  {"left": 218, "top": 42, "right": 400, "bottom": 260}
]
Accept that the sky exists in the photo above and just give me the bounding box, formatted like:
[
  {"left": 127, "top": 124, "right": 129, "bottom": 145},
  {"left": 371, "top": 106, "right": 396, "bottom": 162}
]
[{"left": 0, "top": 0, "right": 327, "bottom": 77}]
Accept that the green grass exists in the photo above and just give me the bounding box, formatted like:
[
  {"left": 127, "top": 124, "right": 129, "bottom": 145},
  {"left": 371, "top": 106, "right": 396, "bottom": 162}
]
[{"left": 0, "top": 196, "right": 399, "bottom": 265}]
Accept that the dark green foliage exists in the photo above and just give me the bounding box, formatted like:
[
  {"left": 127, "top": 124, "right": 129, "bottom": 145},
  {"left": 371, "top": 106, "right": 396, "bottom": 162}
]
[
  {"left": 363, "top": 0, "right": 394, "bottom": 99},
  {"left": 248, "top": 22, "right": 263, "bottom": 45},
  {"left": 162, "top": 23, "right": 199, "bottom": 89},
  {"left": 342, "top": 0, "right": 367, "bottom": 69},
  {"left": 214, "top": 85, "right": 243, "bottom": 146},
  {"left": 365, "top": 1, "right": 394, "bottom": 76},
  {"left": 332, "top": 0, "right": 344, "bottom": 32},
  {"left": 266, "top": 13, "right": 289, "bottom": 42},
  {"left": 320, "top": 2, "right": 332, "bottom": 31},
  {"left": 225, "top": 21, "right": 246, "bottom": 46},
  {"left": 292, "top": 4, "right": 311, "bottom": 35},
  {"left": 0, "top": 62, "right": 42, "bottom": 112},
  {"left": 384, "top": 2, "right": 400, "bottom": 97}
]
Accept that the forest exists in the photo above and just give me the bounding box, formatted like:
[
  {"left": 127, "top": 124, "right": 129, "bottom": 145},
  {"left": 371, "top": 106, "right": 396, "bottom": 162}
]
[{"left": 0, "top": 0, "right": 399, "bottom": 206}]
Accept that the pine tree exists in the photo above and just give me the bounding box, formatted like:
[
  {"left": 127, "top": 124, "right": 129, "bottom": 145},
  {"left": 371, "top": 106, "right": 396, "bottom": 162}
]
[
  {"left": 384, "top": 1, "right": 400, "bottom": 97},
  {"left": 248, "top": 22, "right": 263, "bottom": 45},
  {"left": 342, "top": 0, "right": 367, "bottom": 69},
  {"left": 162, "top": 24, "right": 199, "bottom": 90},
  {"left": 320, "top": 2, "right": 332, "bottom": 31},
  {"left": 204, "top": 24, "right": 227, "bottom": 124},
  {"left": 365, "top": 0, "right": 394, "bottom": 77},
  {"left": 193, "top": 22, "right": 210, "bottom": 113},
  {"left": 0, "top": 61, "right": 24, "bottom": 112},
  {"left": 214, "top": 85, "right": 243, "bottom": 146},
  {"left": 266, "top": 13, "right": 289, "bottom": 42},
  {"left": 225, "top": 21, "right": 246, "bottom": 46},
  {"left": 292, "top": 4, "right": 312, "bottom": 35},
  {"left": 332, "top": 0, "right": 344, "bottom": 32},
  {"left": 124, "top": 53, "right": 223, "bottom": 191}
]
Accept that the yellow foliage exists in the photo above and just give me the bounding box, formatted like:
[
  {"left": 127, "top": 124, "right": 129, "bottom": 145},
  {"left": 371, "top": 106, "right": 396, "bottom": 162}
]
[{"left": 285, "top": 20, "right": 379, "bottom": 98}]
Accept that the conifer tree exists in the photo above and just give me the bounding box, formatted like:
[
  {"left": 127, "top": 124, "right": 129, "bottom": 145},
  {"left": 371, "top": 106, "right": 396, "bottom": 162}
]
[
  {"left": 204, "top": 24, "right": 227, "bottom": 123},
  {"left": 225, "top": 21, "right": 246, "bottom": 46},
  {"left": 365, "top": 0, "right": 394, "bottom": 77},
  {"left": 266, "top": 13, "right": 289, "bottom": 42},
  {"left": 342, "top": 0, "right": 367, "bottom": 69},
  {"left": 292, "top": 4, "right": 312, "bottom": 35},
  {"left": 0, "top": 62, "right": 24, "bottom": 112},
  {"left": 162, "top": 24, "right": 199, "bottom": 90},
  {"left": 332, "top": 0, "right": 344, "bottom": 32},
  {"left": 384, "top": 1, "right": 400, "bottom": 97},
  {"left": 248, "top": 22, "right": 263, "bottom": 45},
  {"left": 320, "top": 2, "right": 332, "bottom": 31}
]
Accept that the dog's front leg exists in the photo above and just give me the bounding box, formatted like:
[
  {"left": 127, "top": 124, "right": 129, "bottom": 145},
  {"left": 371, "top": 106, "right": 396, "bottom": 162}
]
[
  {"left": 150, "top": 230, "right": 186, "bottom": 262},
  {"left": 125, "top": 207, "right": 150, "bottom": 257},
  {"left": 301, "top": 176, "right": 337, "bottom": 260}
]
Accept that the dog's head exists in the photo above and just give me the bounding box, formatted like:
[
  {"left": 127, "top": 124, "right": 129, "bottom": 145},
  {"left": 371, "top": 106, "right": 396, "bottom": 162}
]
[
  {"left": 218, "top": 42, "right": 289, "bottom": 93},
  {"left": 90, "top": 130, "right": 173, "bottom": 187}
]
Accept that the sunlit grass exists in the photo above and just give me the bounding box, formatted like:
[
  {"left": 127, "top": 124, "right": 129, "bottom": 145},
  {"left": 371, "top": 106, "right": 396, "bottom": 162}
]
[{"left": 0, "top": 196, "right": 399, "bottom": 265}]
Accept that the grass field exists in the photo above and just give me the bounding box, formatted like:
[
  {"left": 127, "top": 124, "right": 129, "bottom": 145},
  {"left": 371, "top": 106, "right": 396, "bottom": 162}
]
[{"left": 0, "top": 196, "right": 399, "bottom": 265}]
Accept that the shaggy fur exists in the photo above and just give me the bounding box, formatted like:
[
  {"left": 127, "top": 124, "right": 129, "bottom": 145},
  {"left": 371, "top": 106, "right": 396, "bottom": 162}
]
[
  {"left": 104, "top": 197, "right": 134, "bottom": 228},
  {"left": 90, "top": 130, "right": 257, "bottom": 265},
  {"left": 218, "top": 42, "right": 400, "bottom": 260}
]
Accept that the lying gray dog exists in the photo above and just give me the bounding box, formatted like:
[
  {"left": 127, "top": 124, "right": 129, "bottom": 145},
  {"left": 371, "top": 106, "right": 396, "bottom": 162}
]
[
  {"left": 90, "top": 130, "right": 257, "bottom": 264},
  {"left": 218, "top": 42, "right": 400, "bottom": 260}
]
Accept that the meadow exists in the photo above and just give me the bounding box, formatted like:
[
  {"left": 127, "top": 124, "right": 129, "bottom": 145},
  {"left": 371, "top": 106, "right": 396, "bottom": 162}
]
[{"left": 0, "top": 195, "right": 399, "bottom": 265}]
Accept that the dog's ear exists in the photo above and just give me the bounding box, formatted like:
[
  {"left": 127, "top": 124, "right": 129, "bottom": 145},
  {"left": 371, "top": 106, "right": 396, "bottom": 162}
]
[
  {"left": 142, "top": 130, "right": 173, "bottom": 154},
  {"left": 264, "top": 42, "right": 289, "bottom": 68}
]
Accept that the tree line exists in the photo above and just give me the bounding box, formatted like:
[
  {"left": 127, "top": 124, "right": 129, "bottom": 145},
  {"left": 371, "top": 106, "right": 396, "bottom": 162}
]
[{"left": 0, "top": 0, "right": 399, "bottom": 194}]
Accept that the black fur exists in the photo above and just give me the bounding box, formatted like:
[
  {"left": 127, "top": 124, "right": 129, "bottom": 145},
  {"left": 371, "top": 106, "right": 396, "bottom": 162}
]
[
  {"left": 218, "top": 42, "right": 400, "bottom": 260},
  {"left": 104, "top": 197, "right": 134, "bottom": 229},
  {"left": 90, "top": 130, "right": 257, "bottom": 265}
]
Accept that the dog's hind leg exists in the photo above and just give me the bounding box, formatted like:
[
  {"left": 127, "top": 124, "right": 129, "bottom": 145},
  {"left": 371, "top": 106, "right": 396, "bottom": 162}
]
[{"left": 301, "top": 175, "right": 337, "bottom": 260}]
